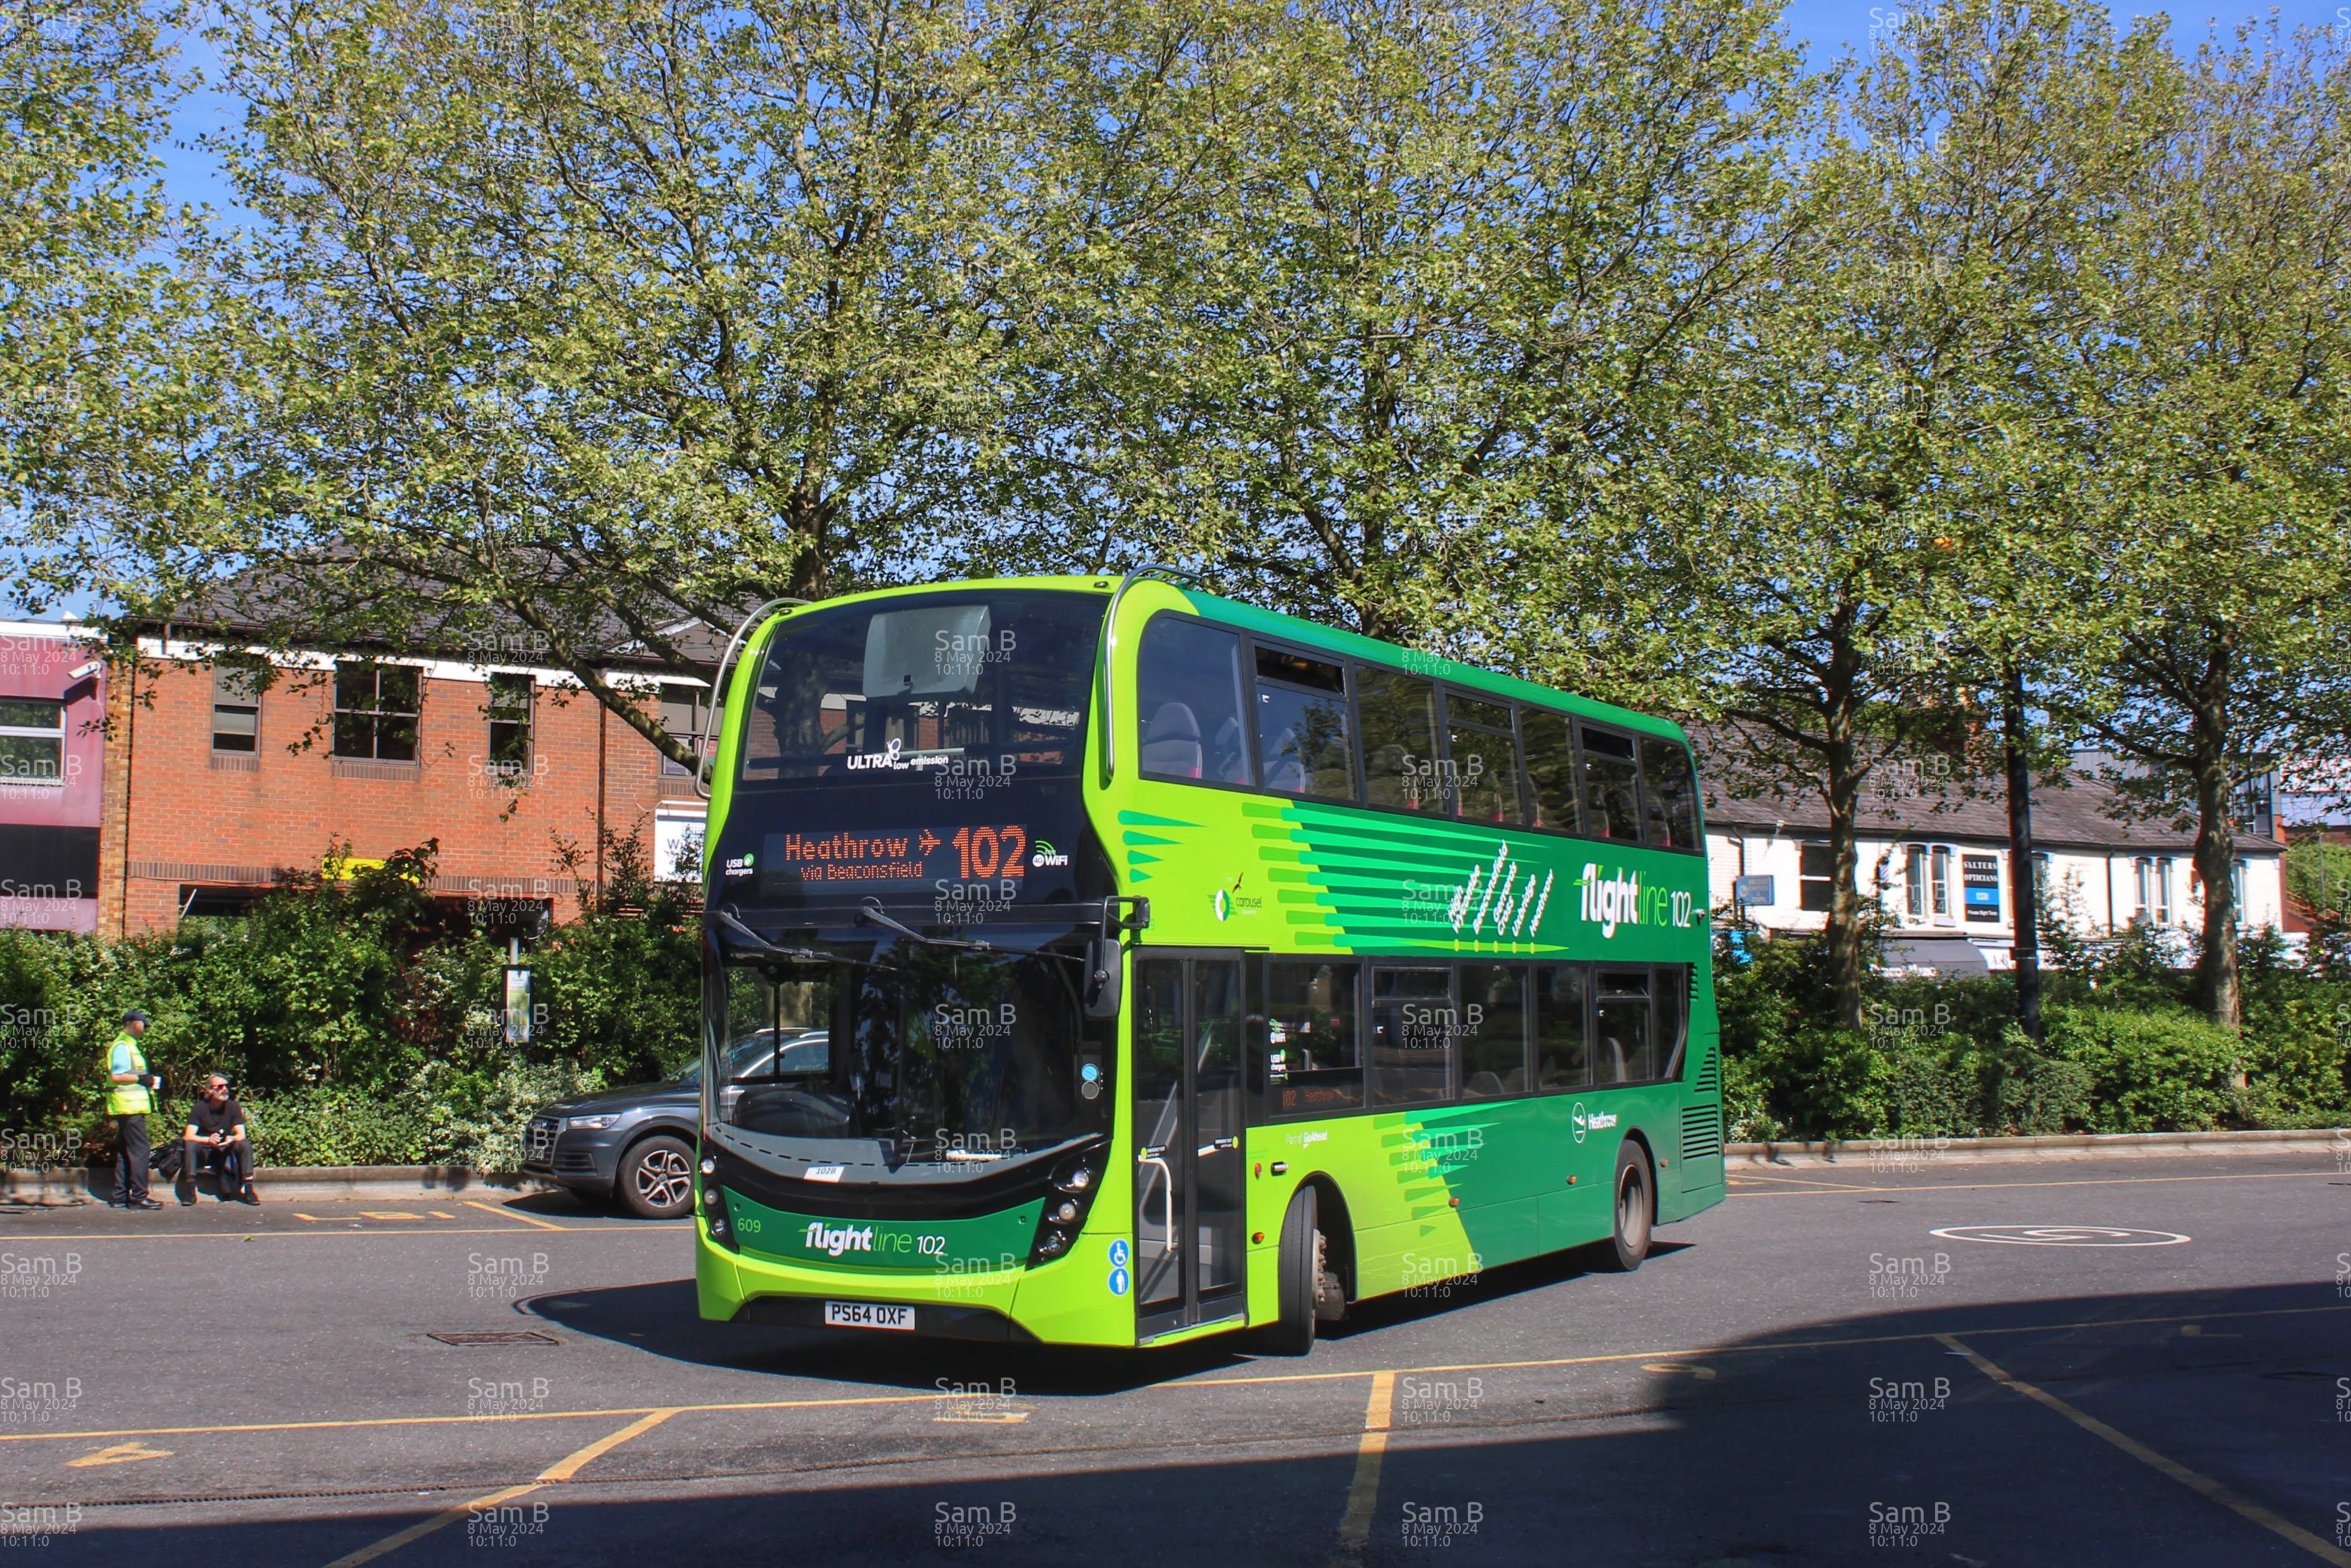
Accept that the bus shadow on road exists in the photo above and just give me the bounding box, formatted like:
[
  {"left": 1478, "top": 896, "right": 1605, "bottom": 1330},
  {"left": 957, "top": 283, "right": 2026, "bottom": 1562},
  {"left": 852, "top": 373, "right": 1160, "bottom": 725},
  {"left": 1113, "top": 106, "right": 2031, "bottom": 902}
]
[
  {"left": 521, "top": 1239, "right": 1698, "bottom": 1394},
  {"left": 522, "top": 1278, "right": 1254, "bottom": 1395}
]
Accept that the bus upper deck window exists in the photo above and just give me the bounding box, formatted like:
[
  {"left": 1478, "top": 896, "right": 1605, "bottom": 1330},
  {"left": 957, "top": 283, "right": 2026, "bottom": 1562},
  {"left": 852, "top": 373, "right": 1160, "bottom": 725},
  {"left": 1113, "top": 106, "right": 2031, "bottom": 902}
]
[
  {"left": 1444, "top": 694, "right": 1524, "bottom": 826},
  {"left": 1579, "top": 726, "right": 1640, "bottom": 840},
  {"left": 1640, "top": 737, "right": 1700, "bottom": 849},
  {"left": 1356, "top": 666, "right": 1438, "bottom": 811},
  {"left": 1137, "top": 618, "right": 1252, "bottom": 785},
  {"left": 1521, "top": 709, "right": 1577, "bottom": 832},
  {"left": 1254, "top": 648, "right": 1351, "bottom": 800}
]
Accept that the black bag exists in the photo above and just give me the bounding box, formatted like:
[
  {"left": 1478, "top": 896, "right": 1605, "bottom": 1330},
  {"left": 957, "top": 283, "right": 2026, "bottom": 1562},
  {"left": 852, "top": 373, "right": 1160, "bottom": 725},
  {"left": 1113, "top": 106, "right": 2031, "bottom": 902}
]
[{"left": 149, "top": 1137, "right": 183, "bottom": 1179}]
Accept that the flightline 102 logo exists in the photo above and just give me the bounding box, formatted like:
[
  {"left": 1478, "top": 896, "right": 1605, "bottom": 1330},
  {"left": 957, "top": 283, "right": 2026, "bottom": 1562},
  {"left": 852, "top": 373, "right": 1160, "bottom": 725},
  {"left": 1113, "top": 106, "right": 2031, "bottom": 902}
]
[{"left": 1577, "top": 862, "right": 1698, "bottom": 938}]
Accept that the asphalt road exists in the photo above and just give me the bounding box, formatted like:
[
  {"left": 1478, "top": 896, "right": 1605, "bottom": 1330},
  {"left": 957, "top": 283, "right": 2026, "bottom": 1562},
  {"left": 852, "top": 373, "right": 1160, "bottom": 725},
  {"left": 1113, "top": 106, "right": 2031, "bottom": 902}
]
[{"left": 2, "top": 1149, "right": 2347, "bottom": 1567}]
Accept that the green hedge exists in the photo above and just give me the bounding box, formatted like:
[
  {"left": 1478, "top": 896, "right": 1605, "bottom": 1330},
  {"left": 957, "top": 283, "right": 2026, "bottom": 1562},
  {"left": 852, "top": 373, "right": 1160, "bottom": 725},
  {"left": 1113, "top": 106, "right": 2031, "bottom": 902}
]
[
  {"left": 1717, "top": 925, "right": 2351, "bottom": 1140},
  {"left": 0, "top": 836, "right": 691, "bottom": 1167}
]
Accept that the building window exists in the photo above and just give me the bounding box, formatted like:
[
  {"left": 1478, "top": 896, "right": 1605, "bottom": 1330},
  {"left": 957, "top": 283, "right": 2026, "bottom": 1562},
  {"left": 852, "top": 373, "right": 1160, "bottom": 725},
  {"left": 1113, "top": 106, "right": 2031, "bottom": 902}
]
[
  {"left": 1799, "top": 842, "right": 1834, "bottom": 912},
  {"left": 659, "top": 683, "right": 713, "bottom": 777},
  {"left": 332, "top": 663, "right": 420, "bottom": 761},
  {"left": 2155, "top": 857, "right": 2174, "bottom": 925},
  {"left": 1904, "top": 845, "right": 1928, "bottom": 919},
  {"left": 2231, "top": 857, "right": 2246, "bottom": 923},
  {"left": 211, "top": 666, "right": 263, "bottom": 753},
  {"left": 0, "top": 697, "right": 65, "bottom": 784},
  {"left": 1930, "top": 846, "right": 1952, "bottom": 918},
  {"left": 486, "top": 674, "right": 532, "bottom": 773},
  {"left": 2032, "top": 851, "right": 2050, "bottom": 900}
]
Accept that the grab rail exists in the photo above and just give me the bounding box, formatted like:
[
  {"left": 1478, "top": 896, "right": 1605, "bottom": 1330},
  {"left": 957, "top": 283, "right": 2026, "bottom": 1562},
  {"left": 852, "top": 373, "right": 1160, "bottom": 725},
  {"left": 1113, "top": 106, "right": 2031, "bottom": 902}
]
[{"left": 694, "top": 597, "right": 811, "bottom": 799}]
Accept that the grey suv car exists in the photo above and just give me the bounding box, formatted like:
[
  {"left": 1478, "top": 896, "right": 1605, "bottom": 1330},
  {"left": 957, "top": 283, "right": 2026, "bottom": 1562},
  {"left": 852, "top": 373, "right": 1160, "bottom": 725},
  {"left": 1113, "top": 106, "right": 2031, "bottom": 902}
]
[{"left": 521, "top": 1032, "right": 828, "bottom": 1219}]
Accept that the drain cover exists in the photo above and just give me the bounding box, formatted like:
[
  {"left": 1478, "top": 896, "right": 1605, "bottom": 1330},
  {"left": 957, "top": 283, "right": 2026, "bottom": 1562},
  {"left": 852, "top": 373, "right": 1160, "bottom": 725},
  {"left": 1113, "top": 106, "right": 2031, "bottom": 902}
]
[{"left": 426, "top": 1331, "right": 561, "bottom": 1347}]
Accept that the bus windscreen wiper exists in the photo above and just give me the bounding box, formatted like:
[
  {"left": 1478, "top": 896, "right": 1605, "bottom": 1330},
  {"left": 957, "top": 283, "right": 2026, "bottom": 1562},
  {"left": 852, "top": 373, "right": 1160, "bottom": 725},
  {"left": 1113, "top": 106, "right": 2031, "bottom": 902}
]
[
  {"left": 857, "top": 899, "right": 995, "bottom": 953},
  {"left": 715, "top": 906, "right": 894, "bottom": 970}
]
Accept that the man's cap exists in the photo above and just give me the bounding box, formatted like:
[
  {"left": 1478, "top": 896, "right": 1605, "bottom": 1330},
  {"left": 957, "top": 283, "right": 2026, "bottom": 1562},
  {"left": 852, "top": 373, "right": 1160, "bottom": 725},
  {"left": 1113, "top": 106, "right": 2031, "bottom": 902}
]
[{"left": 120, "top": 1009, "right": 149, "bottom": 1025}]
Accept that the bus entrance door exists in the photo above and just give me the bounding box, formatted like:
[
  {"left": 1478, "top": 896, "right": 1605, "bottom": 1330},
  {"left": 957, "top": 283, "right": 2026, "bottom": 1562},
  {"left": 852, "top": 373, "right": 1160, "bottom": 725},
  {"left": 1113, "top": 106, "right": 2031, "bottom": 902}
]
[{"left": 1132, "top": 955, "right": 1247, "bottom": 1339}]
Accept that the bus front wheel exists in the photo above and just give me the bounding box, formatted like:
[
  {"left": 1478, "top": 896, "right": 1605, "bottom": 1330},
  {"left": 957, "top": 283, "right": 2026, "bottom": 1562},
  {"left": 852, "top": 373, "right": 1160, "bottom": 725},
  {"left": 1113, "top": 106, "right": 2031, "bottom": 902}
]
[
  {"left": 1259, "top": 1186, "right": 1321, "bottom": 1356},
  {"left": 1603, "top": 1143, "right": 1654, "bottom": 1273}
]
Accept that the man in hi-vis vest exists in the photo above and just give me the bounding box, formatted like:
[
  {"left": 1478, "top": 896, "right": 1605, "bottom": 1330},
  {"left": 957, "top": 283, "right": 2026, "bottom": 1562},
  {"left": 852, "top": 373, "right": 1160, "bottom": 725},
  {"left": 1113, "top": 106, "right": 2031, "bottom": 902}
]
[{"left": 105, "top": 1010, "right": 164, "bottom": 1210}]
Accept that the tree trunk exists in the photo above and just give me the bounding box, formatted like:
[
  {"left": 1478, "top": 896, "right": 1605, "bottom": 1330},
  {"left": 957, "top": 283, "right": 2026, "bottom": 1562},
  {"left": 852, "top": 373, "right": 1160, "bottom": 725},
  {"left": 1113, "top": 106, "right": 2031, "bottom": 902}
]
[
  {"left": 1823, "top": 728, "right": 1868, "bottom": 1031},
  {"left": 2189, "top": 744, "right": 2242, "bottom": 1034},
  {"left": 2002, "top": 664, "right": 2043, "bottom": 1044}
]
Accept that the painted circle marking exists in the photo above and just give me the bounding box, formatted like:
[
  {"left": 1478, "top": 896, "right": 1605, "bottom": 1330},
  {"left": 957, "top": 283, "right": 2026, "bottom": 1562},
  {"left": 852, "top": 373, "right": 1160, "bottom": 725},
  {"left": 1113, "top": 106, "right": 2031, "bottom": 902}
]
[
  {"left": 1107, "top": 1266, "right": 1130, "bottom": 1296},
  {"left": 1108, "top": 1239, "right": 1130, "bottom": 1268},
  {"left": 1929, "top": 1225, "right": 2190, "bottom": 1248}
]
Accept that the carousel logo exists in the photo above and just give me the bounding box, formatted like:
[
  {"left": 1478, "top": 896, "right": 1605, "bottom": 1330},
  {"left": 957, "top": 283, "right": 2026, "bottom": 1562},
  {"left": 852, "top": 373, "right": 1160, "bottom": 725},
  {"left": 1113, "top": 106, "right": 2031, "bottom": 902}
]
[{"left": 1441, "top": 844, "right": 1555, "bottom": 941}]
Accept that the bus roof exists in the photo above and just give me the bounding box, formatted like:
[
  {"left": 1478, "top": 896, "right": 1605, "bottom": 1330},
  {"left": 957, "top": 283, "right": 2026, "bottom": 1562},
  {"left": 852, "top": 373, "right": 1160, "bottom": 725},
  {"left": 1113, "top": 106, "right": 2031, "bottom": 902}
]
[{"left": 767, "top": 575, "right": 1691, "bottom": 748}]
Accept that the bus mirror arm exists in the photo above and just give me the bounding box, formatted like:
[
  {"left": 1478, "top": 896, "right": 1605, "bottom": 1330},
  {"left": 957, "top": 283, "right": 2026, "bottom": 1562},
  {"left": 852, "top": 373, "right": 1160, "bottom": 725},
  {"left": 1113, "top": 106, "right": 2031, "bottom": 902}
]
[
  {"left": 1082, "top": 936, "right": 1122, "bottom": 1019},
  {"left": 1100, "top": 895, "right": 1150, "bottom": 935}
]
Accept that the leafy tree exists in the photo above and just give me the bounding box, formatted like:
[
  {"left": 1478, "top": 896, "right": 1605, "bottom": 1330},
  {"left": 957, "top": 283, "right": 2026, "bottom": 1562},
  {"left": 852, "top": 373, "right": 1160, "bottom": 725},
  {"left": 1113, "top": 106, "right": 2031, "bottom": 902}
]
[
  {"left": 1, "top": 0, "right": 194, "bottom": 612},
  {"left": 1001, "top": 0, "right": 1812, "bottom": 664},
  {"left": 65, "top": 0, "right": 1204, "bottom": 763},
  {"left": 2055, "top": 20, "right": 2351, "bottom": 1028}
]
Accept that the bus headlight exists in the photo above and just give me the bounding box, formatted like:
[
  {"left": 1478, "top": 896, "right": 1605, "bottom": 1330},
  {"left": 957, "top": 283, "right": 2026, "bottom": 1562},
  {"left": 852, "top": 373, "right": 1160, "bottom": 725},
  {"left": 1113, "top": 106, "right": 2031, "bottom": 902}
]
[
  {"left": 1029, "top": 1148, "right": 1105, "bottom": 1266},
  {"left": 701, "top": 1182, "right": 739, "bottom": 1252}
]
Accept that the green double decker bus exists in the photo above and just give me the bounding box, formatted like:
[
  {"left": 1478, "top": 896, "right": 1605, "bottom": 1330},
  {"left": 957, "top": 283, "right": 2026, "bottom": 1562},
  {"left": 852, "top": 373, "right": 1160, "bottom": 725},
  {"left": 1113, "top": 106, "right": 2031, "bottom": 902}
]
[{"left": 694, "top": 570, "right": 1724, "bottom": 1351}]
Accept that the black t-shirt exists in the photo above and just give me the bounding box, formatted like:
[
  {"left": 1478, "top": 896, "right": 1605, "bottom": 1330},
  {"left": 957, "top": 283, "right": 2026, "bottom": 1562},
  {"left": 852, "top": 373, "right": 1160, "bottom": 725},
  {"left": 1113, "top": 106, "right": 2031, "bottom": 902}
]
[{"left": 187, "top": 1097, "right": 246, "bottom": 1139}]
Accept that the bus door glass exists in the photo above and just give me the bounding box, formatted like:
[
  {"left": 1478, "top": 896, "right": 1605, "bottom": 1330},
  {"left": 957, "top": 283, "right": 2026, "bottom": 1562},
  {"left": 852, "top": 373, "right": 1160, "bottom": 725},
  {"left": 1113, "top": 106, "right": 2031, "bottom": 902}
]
[{"left": 1132, "top": 955, "right": 1246, "bottom": 1336}]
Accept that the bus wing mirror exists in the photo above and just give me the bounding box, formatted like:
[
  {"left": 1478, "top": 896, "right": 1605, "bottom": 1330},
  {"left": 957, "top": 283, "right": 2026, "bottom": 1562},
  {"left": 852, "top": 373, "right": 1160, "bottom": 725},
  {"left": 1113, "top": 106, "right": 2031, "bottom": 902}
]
[{"left": 1083, "top": 937, "right": 1122, "bottom": 1019}]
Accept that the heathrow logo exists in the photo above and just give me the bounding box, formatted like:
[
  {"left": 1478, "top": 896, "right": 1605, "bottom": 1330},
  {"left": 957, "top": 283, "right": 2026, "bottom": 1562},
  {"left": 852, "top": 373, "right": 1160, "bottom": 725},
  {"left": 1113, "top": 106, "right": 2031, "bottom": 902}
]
[{"left": 1571, "top": 1103, "right": 1618, "bottom": 1143}]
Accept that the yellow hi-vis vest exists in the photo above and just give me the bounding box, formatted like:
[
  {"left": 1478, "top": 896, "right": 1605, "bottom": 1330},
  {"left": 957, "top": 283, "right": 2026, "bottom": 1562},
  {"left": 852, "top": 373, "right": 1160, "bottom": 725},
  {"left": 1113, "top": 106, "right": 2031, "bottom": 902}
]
[{"left": 104, "top": 1035, "right": 152, "bottom": 1117}]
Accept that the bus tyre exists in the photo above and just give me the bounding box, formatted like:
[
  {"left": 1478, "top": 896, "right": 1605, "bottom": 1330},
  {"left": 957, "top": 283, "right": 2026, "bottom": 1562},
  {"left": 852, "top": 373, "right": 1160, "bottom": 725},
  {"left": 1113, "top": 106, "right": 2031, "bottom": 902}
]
[
  {"left": 1259, "top": 1186, "right": 1320, "bottom": 1356},
  {"left": 1604, "top": 1143, "right": 1654, "bottom": 1272},
  {"left": 618, "top": 1135, "right": 697, "bottom": 1220}
]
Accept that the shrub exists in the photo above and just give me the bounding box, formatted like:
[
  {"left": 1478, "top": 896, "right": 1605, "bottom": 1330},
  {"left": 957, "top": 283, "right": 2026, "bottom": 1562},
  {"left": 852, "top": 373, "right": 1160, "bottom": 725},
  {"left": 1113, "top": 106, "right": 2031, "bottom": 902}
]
[{"left": 2040, "top": 1006, "right": 2242, "bottom": 1133}]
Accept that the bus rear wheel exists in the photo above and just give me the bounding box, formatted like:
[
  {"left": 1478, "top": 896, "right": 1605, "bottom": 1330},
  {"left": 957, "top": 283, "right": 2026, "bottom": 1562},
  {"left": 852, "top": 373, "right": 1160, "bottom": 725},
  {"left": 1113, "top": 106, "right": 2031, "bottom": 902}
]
[
  {"left": 1258, "top": 1186, "right": 1320, "bottom": 1356},
  {"left": 1602, "top": 1143, "right": 1653, "bottom": 1272}
]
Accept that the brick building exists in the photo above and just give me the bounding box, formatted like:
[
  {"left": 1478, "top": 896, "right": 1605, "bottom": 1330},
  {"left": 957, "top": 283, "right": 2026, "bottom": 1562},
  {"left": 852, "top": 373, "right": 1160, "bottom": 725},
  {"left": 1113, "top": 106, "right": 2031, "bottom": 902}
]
[{"left": 94, "top": 625, "right": 717, "bottom": 936}]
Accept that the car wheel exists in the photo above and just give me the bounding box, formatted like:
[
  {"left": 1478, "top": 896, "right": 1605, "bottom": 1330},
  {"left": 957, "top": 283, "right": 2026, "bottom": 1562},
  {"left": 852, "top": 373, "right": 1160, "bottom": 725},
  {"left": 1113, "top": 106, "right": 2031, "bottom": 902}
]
[
  {"left": 1602, "top": 1142, "right": 1653, "bottom": 1272},
  {"left": 618, "top": 1135, "right": 696, "bottom": 1220}
]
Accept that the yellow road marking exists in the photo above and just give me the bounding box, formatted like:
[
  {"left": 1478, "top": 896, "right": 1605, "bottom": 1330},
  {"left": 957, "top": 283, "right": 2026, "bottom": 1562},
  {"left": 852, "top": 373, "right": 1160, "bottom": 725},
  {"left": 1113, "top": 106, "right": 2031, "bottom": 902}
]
[
  {"left": 65, "top": 1441, "right": 171, "bottom": 1468},
  {"left": 1729, "top": 1168, "right": 2338, "bottom": 1199},
  {"left": 5, "top": 1301, "right": 2344, "bottom": 1448},
  {"left": 321, "top": 1410, "right": 678, "bottom": 1568},
  {"left": 1332, "top": 1371, "right": 1394, "bottom": 1561},
  {"left": 359, "top": 1211, "right": 423, "bottom": 1221},
  {"left": 430, "top": 1211, "right": 456, "bottom": 1220},
  {"left": 1937, "top": 1334, "right": 2351, "bottom": 1566},
  {"left": 295, "top": 1213, "right": 325, "bottom": 1222},
  {"left": 321, "top": 1482, "right": 538, "bottom": 1568},
  {"left": 1644, "top": 1363, "right": 1718, "bottom": 1379},
  {"left": 1725, "top": 1171, "right": 1886, "bottom": 1190},
  {"left": 463, "top": 1199, "right": 567, "bottom": 1230}
]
